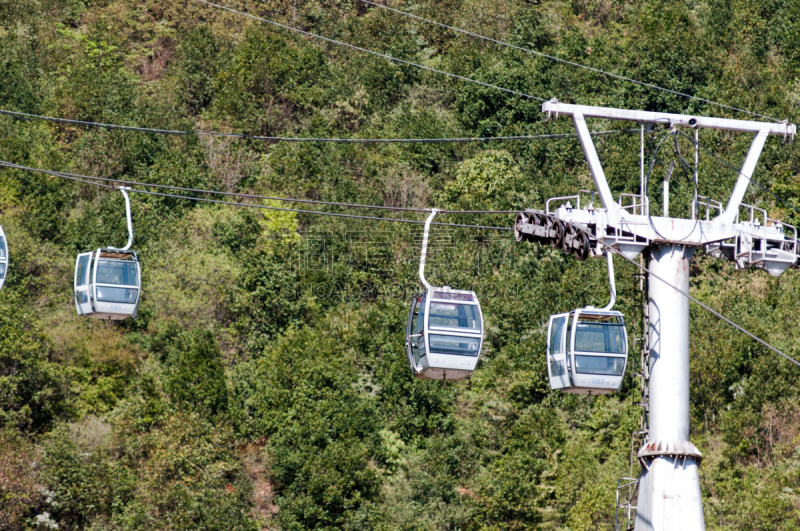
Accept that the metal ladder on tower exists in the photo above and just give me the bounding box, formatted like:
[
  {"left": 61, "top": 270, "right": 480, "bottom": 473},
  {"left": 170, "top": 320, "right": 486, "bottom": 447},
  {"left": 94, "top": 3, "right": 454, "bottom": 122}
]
[{"left": 616, "top": 264, "right": 650, "bottom": 531}]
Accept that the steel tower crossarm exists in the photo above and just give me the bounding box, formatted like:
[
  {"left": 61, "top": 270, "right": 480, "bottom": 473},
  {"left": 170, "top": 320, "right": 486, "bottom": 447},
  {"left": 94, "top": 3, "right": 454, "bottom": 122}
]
[
  {"left": 536, "top": 101, "right": 799, "bottom": 273},
  {"left": 542, "top": 100, "right": 796, "bottom": 230},
  {"left": 541, "top": 101, "right": 796, "bottom": 136}
]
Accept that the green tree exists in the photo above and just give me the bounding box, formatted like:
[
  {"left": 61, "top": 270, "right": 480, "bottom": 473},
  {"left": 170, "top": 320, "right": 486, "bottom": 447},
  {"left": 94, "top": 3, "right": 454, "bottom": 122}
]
[
  {"left": 0, "top": 293, "right": 70, "bottom": 432},
  {"left": 163, "top": 329, "right": 229, "bottom": 418}
]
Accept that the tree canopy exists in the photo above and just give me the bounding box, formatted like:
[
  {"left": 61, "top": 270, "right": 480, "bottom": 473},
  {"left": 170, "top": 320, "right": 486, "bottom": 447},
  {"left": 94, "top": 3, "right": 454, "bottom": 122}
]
[{"left": 2, "top": 0, "right": 800, "bottom": 529}]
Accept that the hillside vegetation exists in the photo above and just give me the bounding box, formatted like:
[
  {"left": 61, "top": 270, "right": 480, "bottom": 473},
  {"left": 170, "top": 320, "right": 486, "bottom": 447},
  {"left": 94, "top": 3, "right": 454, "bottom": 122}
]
[{"left": 2, "top": 0, "right": 800, "bottom": 529}]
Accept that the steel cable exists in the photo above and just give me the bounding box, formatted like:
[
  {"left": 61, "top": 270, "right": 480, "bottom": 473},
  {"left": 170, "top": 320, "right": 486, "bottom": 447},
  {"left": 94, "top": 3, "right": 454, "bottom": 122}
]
[
  {"left": 192, "top": 0, "right": 545, "bottom": 102},
  {"left": 611, "top": 247, "right": 800, "bottom": 367},
  {"left": 0, "top": 160, "right": 520, "bottom": 214},
  {"left": 0, "top": 160, "right": 512, "bottom": 230},
  {"left": 0, "top": 109, "right": 631, "bottom": 143},
  {"left": 360, "top": 0, "right": 780, "bottom": 122},
  {"left": 125, "top": 187, "right": 512, "bottom": 229}
]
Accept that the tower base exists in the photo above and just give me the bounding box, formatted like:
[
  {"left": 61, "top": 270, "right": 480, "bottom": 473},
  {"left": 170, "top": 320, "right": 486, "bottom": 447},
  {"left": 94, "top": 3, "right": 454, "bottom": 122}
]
[{"left": 634, "top": 455, "right": 705, "bottom": 531}]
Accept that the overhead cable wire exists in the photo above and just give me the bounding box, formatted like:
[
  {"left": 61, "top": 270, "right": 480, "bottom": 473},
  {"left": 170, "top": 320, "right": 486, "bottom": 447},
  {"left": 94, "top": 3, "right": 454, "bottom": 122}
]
[
  {"left": 360, "top": 0, "right": 780, "bottom": 122},
  {"left": 1, "top": 162, "right": 795, "bottom": 360},
  {"left": 0, "top": 160, "right": 512, "bottom": 230},
  {"left": 125, "top": 188, "right": 512, "bottom": 229},
  {"left": 191, "top": 0, "right": 545, "bottom": 102},
  {"left": 612, "top": 247, "right": 800, "bottom": 368},
  {"left": 0, "top": 159, "right": 519, "bottom": 214},
  {"left": 35, "top": 168, "right": 116, "bottom": 190},
  {"left": 674, "top": 130, "right": 800, "bottom": 216},
  {"left": 0, "top": 109, "right": 630, "bottom": 143}
]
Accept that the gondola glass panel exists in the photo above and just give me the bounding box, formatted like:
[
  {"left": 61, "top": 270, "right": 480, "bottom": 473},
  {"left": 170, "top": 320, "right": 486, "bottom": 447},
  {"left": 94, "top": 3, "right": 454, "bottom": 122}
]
[
  {"left": 429, "top": 334, "right": 481, "bottom": 356},
  {"left": 429, "top": 301, "right": 481, "bottom": 330},
  {"left": 407, "top": 294, "right": 425, "bottom": 367},
  {"left": 96, "top": 259, "right": 139, "bottom": 304},
  {"left": 574, "top": 316, "right": 626, "bottom": 353},
  {"left": 74, "top": 252, "right": 93, "bottom": 315},
  {"left": 546, "top": 309, "right": 628, "bottom": 394},
  {"left": 546, "top": 313, "right": 570, "bottom": 389},
  {"left": 0, "top": 227, "right": 7, "bottom": 290},
  {"left": 574, "top": 355, "right": 625, "bottom": 375},
  {"left": 406, "top": 289, "right": 484, "bottom": 380}
]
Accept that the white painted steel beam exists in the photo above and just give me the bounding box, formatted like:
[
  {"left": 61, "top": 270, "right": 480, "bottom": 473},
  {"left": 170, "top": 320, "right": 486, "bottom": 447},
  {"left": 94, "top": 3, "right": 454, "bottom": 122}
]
[
  {"left": 548, "top": 208, "right": 748, "bottom": 245},
  {"left": 573, "top": 110, "right": 620, "bottom": 214},
  {"left": 542, "top": 101, "right": 795, "bottom": 136},
  {"left": 647, "top": 245, "right": 693, "bottom": 443},
  {"left": 717, "top": 126, "right": 770, "bottom": 224}
]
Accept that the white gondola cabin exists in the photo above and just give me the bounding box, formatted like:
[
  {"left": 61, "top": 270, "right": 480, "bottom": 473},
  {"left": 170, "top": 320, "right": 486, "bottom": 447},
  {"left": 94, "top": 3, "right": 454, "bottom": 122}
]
[
  {"left": 546, "top": 251, "right": 629, "bottom": 394},
  {"left": 405, "top": 209, "right": 485, "bottom": 381},
  {"left": 0, "top": 225, "right": 8, "bottom": 291},
  {"left": 74, "top": 249, "right": 141, "bottom": 319},
  {"left": 74, "top": 186, "right": 141, "bottom": 320},
  {"left": 406, "top": 287, "right": 484, "bottom": 380},
  {"left": 546, "top": 308, "right": 627, "bottom": 394}
]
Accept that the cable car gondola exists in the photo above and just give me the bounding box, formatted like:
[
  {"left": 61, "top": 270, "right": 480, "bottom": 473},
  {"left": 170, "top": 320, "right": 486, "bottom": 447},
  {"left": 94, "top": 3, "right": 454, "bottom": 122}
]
[
  {"left": 74, "top": 187, "right": 141, "bottom": 320},
  {"left": 406, "top": 209, "right": 484, "bottom": 381},
  {"left": 546, "top": 251, "right": 628, "bottom": 394},
  {"left": 0, "top": 224, "right": 8, "bottom": 291}
]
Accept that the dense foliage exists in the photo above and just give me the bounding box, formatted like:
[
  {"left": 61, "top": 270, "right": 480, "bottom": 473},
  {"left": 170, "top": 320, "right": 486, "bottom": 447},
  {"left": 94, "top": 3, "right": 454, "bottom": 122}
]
[{"left": 2, "top": 0, "right": 800, "bottom": 529}]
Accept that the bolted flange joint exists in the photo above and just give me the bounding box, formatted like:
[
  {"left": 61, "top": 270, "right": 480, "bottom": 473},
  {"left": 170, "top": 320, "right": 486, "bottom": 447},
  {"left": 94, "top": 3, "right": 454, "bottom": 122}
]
[{"left": 638, "top": 439, "right": 702, "bottom": 463}]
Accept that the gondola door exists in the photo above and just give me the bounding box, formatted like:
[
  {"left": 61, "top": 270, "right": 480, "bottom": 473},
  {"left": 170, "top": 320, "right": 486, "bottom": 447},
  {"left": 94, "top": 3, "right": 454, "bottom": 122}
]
[
  {"left": 546, "top": 312, "right": 571, "bottom": 389},
  {"left": 406, "top": 294, "right": 426, "bottom": 373},
  {"left": 74, "top": 251, "right": 94, "bottom": 315}
]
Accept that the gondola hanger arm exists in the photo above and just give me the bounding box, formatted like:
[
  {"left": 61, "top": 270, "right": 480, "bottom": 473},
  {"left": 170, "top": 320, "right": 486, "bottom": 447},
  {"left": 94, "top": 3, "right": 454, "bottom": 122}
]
[
  {"left": 108, "top": 186, "right": 134, "bottom": 252},
  {"left": 583, "top": 250, "right": 616, "bottom": 311},
  {"left": 419, "top": 209, "right": 441, "bottom": 290},
  {"left": 601, "top": 250, "right": 616, "bottom": 311}
]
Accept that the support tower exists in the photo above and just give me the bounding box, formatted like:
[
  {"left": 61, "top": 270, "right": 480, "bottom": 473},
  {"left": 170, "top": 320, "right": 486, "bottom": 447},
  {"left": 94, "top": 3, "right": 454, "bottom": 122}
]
[{"left": 515, "top": 101, "right": 798, "bottom": 530}]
